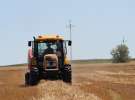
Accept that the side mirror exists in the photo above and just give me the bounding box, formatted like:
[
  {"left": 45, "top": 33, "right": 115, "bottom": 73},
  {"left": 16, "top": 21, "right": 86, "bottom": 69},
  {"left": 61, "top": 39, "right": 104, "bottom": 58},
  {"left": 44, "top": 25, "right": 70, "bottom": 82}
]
[
  {"left": 68, "top": 40, "right": 72, "bottom": 46},
  {"left": 28, "top": 41, "right": 31, "bottom": 47}
]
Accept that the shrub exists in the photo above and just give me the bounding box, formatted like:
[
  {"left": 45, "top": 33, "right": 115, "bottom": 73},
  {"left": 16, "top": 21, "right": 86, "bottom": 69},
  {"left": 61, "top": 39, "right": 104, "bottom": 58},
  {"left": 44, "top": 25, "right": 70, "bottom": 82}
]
[{"left": 111, "top": 44, "right": 130, "bottom": 63}]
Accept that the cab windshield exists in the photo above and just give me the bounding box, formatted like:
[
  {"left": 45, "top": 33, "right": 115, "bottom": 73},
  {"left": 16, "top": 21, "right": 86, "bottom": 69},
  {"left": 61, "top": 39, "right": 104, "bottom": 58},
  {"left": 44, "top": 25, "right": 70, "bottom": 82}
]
[{"left": 37, "top": 40, "right": 64, "bottom": 57}]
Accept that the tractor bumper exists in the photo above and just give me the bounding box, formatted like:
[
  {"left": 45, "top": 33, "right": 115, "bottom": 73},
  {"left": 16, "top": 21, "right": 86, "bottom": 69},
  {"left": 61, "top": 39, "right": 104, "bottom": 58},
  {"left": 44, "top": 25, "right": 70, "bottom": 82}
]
[{"left": 43, "top": 69, "right": 59, "bottom": 79}]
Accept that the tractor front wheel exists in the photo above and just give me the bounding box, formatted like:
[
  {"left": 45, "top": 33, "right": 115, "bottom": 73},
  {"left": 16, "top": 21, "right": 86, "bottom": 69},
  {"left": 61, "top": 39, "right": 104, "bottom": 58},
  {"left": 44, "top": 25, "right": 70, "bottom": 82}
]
[
  {"left": 25, "top": 70, "right": 39, "bottom": 86},
  {"left": 62, "top": 65, "right": 72, "bottom": 83},
  {"left": 25, "top": 72, "right": 30, "bottom": 85}
]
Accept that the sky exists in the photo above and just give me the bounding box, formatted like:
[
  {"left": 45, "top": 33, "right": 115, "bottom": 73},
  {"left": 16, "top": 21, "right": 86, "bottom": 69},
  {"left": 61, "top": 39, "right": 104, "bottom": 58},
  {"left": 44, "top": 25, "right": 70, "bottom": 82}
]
[{"left": 0, "top": 0, "right": 135, "bottom": 65}]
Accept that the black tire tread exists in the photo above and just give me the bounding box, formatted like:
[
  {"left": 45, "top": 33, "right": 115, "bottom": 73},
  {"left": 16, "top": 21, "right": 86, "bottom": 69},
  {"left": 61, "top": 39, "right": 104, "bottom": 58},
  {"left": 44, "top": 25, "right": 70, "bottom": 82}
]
[
  {"left": 25, "top": 71, "right": 39, "bottom": 86},
  {"left": 62, "top": 65, "right": 72, "bottom": 83}
]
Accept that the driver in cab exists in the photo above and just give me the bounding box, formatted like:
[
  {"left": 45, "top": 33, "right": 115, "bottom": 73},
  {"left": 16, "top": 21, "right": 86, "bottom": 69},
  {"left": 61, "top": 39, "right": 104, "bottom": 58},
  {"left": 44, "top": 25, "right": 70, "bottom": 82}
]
[{"left": 43, "top": 43, "right": 54, "bottom": 55}]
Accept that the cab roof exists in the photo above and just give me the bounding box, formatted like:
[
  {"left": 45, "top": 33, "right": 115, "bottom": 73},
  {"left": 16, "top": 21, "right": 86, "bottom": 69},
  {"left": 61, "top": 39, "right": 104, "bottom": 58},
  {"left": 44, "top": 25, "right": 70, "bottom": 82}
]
[{"left": 36, "top": 34, "right": 64, "bottom": 41}]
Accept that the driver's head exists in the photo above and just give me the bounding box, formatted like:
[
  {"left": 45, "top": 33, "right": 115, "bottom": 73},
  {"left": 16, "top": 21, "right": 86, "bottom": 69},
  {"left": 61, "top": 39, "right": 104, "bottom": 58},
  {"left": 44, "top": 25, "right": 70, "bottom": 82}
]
[{"left": 47, "top": 43, "right": 51, "bottom": 48}]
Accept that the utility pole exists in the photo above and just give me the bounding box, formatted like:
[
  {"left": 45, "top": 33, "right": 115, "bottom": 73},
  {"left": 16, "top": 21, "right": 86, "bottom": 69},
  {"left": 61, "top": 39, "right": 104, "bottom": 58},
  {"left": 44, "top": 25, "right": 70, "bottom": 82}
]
[
  {"left": 122, "top": 36, "right": 126, "bottom": 44},
  {"left": 67, "top": 20, "right": 74, "bottom": 61}
]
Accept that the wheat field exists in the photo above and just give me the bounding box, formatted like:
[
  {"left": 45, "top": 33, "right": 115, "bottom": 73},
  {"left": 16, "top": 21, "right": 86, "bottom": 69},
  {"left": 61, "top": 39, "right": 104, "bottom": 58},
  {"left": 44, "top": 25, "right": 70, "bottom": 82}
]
[{"left": 0, "top": 62, "right": 135, "bottom": 100}]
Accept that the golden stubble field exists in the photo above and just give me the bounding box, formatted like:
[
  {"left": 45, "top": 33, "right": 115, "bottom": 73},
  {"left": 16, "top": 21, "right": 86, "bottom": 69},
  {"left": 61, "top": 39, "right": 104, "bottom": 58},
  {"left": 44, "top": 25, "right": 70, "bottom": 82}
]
[{"left": 0, "top": 62, "right": 135, "bottom": 100}]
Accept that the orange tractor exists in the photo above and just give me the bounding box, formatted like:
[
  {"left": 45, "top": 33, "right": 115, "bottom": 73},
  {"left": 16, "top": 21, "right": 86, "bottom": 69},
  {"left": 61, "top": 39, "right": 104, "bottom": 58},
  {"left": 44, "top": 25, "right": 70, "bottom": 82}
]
[{"left": 25, "top": 34, "right": 72, "bottom": 85}]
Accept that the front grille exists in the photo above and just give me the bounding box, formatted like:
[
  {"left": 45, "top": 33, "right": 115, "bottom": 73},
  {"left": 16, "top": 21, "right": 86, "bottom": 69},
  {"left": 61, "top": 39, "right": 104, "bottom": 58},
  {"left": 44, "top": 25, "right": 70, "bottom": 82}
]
[
  {"left": 46, "top": 61, "right": 57, "bottom": 69},
  {"left": 47, "top": 61, "right": 56, "bottom": 66}
]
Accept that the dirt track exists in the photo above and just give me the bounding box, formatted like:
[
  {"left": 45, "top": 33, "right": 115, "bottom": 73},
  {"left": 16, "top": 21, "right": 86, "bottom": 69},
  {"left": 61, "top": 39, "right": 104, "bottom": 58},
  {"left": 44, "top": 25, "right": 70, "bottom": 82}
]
[{"left": 0, "top": 62, "right": 135, "bottom": 100}]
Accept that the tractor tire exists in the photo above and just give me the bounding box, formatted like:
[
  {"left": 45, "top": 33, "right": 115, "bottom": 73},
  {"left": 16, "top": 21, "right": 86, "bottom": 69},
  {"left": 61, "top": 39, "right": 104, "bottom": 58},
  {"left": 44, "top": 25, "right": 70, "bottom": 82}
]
[
  {"left": 25, "top": 70, "right": 39, "bottom": 86},
  {"left": 62, "top": 65, "right": 72, "bottom": 83}
]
